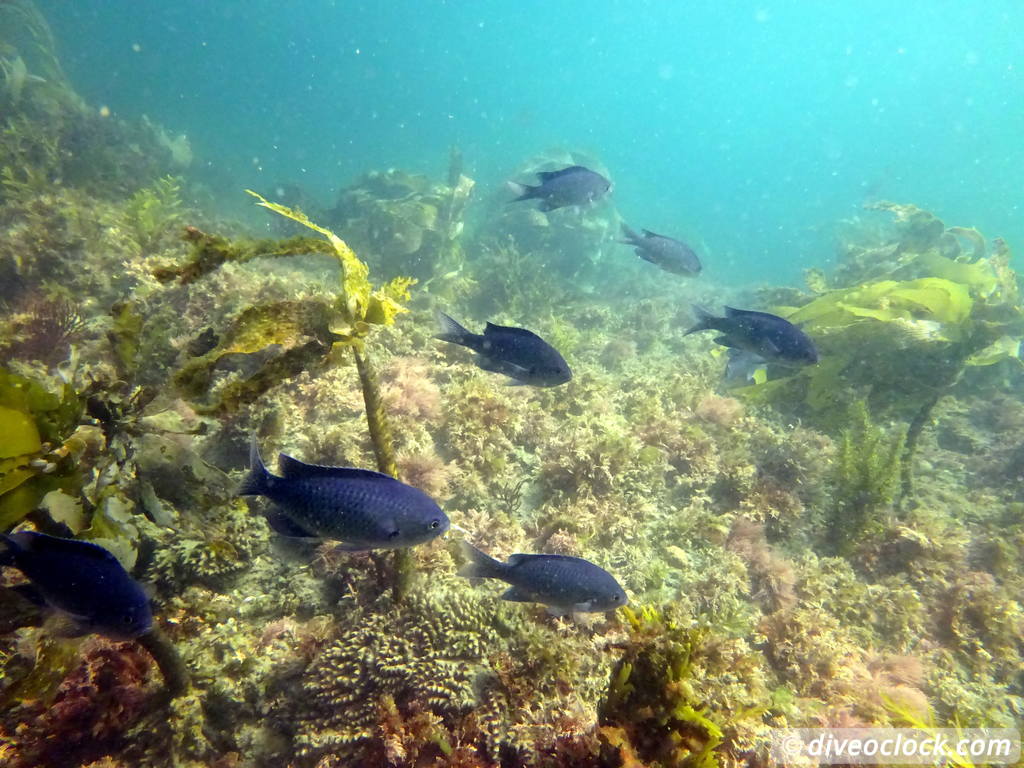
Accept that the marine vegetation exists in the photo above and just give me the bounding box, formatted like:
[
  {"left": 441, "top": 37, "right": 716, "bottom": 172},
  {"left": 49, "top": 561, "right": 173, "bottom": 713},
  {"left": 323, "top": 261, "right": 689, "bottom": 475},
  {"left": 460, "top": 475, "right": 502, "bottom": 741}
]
[
  {"left": 600, "top": 605, "right": 771, "bottom": 768},
  {"left": 734, "top": 202, "right": 1024, "bottom": 505},
  {"left": 827, "top": 400, "right": 906, "bottom": 555}
]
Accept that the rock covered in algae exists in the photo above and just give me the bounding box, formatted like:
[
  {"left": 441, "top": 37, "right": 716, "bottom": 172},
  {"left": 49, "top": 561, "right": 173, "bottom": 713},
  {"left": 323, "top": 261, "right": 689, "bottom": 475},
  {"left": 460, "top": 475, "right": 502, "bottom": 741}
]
[{"left": 322, "top": 167, "right": 474, "bottom": 282}]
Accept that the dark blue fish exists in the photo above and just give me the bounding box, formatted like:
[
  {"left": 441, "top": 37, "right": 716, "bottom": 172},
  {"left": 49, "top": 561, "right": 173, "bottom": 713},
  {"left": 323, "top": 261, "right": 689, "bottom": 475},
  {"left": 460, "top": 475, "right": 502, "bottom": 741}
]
[
  {"left": 0, "top": 532, "right": 152, "bottom": 639},
  {"left": 239, "top": 438, "right": 450, "bottom": 549},
  {"left": 435, "top": 311, "right": 572, "bottom": 387},
  {"left": 620, "top": 224, "right": 702, "bottom": 276},
  {"left": 507, "top": 165, "right": 611, "bottom": 212},
  {"left": 458, "top": 541, "right": 627, "bottom": 614},
  {"left": 686, "top": 306, "right": 819, "bottom": 366}
]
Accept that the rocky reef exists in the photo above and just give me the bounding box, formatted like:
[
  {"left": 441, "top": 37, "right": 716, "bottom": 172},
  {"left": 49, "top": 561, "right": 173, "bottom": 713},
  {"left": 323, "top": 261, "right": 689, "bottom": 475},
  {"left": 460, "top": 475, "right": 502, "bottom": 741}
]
[{"left": 1, "top": 4, "right": 1023, "bottom": 767}]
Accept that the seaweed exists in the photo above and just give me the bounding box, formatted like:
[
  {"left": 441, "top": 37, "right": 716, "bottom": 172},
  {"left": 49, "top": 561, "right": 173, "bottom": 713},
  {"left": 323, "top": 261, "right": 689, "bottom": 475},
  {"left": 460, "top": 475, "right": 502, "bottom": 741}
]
[
  {"left": 733, "top": 206, "right": 1024, "bottom": 511},
  {"left": 0, "top": 368, "right": 86, "bottom": 530},
  {"left": 828, "top": 400, "right": 906, "bottom": 556},
  {"left": 152, "top": 226, "right": 334, "bottom": 285},
  {"left": 121, "top": 175, "right": 186, "bottom": 255},
  {"left": 600, "top": 606, "right": 734, "bottom": 768},
  {"left": 165, "top": 192, "right": 418, "bottom": 594}
]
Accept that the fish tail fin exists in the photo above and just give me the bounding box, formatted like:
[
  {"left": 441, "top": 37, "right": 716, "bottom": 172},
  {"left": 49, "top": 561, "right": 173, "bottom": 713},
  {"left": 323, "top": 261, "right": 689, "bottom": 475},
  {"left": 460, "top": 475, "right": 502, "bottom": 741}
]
[
  {"left": 457, "top": 540, "right": 506, "bottom": 580},
  {"left": 237, "top": 434, "right": 270, "bottom": 496},
  {"left": 434, "top": 310, "right": 473, "bottom": 347},
  {"left": 506, "top": 180, "right": 537, "bottom": 202},
  {"left": 619, "top": 222, "right": 641, "bottom": 244},
  {"left": 684, "top": 305, "right": 718, "bottom": 336}
]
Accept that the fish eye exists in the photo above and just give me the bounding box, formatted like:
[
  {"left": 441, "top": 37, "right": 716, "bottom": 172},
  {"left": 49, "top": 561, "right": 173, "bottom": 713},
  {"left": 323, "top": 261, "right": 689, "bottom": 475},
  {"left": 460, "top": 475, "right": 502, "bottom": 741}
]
[
  {"left": 388, "top": 530, "right": 401, "bottom": 539},
  {"left": 429, "top": 519, "right": 441, "bottom": 530}
]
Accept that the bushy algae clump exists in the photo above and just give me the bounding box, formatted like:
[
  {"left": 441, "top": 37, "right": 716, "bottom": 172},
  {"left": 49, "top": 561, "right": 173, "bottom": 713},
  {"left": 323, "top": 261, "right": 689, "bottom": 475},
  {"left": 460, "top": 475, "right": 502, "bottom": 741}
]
[{"left": 828, "top": 400, "right": 906, "bottom": 555}]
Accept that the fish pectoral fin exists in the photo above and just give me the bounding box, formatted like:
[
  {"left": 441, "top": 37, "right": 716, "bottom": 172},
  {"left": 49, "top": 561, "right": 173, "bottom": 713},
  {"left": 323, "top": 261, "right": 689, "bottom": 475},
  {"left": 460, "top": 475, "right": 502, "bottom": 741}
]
[
  {"left": 713, "top": 335, "right": 736, "bottom": 347},
  {"left": 761, "top": 338, "right": 781, "bottom": 356},
  {"left": 475, "top": 355, "right": 531, "bottom": 380},
  {"left": 500, "top": 586, "right": 536, "bottom": 603},
  {"left": 638, "top": 251, "right": 658, "bottom": 264},
  {"left": 333, "top": 542, "right": 372, "bottom": 553},
  {"left": 7, "top": 583, "right": 45, "bottom": 607},
  {"left": 545, "top": 605, "right": 571, "bottom": 617},
  {"left": 46, "top": 612, "right": 91, "bottom": 638},
  {"left": 265, "top": 510, "right": 319, "bottom": 539},
  {"left": 473, "top": 354, "right": 505, "bottom": 373},
  {"left": 572, "top": 601, "right": 595, "bottom": 612}
]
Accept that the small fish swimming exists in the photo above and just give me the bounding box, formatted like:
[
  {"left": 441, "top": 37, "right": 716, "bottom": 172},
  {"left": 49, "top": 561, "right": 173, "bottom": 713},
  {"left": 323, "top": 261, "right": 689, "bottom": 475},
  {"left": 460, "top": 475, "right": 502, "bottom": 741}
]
[
  {"left": 457, "top": 540, "right": 627, "bottom": 614},
  {"left": 507, "top": 165, "right": 611, "bottom": 212},
  {"left": 620, "top": 224, "right": 702, "bottom": 276},
  {"left": 0, "top": 532, "right": 153, "bottom": 639},
  {"left": 434, "top": 311, "right": 572, "bottom": 387},
  {"left": 239, "top": 437, "right": 450, "bottom": 549},
  {"left": 685, "top": 306, "right": 819, "bottom": 366}
]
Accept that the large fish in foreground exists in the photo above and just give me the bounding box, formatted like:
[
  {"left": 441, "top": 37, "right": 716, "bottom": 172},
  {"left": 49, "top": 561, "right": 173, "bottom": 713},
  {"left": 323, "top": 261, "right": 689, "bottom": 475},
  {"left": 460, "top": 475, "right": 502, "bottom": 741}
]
[
  {"left": 0, "top": 532, "right": 153, "bottom": 639},
  {"left": 685, "top": 306, "right": 819, "bottom": 366},
  {"left": 239, "top": 437, "right": 449, "bottom": 549},
  {"left": 435, "top": 311, "right": 572, "bottom": 387},
  {"left": 620, "top": 224, "right": 702, "bottom": 276},
  {"left": 507, "top": 165, "right": 611, "bottom": 211},
  {"left": 458, "top": 541, "right": 627, "bottom": 614}
]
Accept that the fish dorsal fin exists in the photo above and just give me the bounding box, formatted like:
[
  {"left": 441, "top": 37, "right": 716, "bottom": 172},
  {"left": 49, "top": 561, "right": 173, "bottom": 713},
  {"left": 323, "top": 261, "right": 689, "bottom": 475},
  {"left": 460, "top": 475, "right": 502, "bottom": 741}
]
[
  {"left": 507, "top": 553, "right": 588, "bottom": 565},
  {"left": 16, "top": 532, "right": 116, "bottom": 563},
  {"left": 641, "top": 228, "right": 665, "bottom": 239},
  {"left": 725, "top": 306, "right": 781, "bottom": 323},
  {"left": 536, "top": 165, "right": 587, "bottom": 181},
  {"left": 277, "top": 454, "right": 394, "bottom": 482},
  {"left": 484, "top": 322, "right": 543, "bottom": 341}
]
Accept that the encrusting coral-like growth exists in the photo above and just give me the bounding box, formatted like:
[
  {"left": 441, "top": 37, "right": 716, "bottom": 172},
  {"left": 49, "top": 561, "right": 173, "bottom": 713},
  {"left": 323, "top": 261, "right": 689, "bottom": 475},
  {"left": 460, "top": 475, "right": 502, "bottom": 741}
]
[{"left": 292, "top": 586, "right": 500, "bottom": 764}]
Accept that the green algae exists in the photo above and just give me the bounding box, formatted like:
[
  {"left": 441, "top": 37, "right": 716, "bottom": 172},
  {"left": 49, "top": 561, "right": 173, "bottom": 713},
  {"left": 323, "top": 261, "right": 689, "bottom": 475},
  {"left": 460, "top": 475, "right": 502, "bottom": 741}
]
[
  {"left": 829, "top": 400, "right": 906, "bottom": 555},
  {"left": 0, "top": 369, "right": 85, "bottom": 530},
  {"left": 122, "top": 175, "right": 186, "bottom": 254},
  {"left": 734, "top": 207, "right": 1024, "bottom": 432},
  {"left": 0, "top": 406, "right": 40, "bottom": 459},
  {"left": 600, "top": 606, "right": 736, "bottom": 768}
]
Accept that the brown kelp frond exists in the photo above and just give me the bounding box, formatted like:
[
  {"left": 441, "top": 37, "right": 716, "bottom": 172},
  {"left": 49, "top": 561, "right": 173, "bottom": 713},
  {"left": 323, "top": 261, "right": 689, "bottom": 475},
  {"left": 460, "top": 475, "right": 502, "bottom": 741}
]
[{"left": 152, "top": 225, "right": 334, "bottom": 285}]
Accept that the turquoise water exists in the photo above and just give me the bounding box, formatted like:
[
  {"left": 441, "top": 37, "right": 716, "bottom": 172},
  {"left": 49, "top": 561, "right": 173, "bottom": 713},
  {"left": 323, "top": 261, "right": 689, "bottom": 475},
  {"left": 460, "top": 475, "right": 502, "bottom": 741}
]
[{"left": 42, "top": 0, "right": 1024, "bottom": 283}]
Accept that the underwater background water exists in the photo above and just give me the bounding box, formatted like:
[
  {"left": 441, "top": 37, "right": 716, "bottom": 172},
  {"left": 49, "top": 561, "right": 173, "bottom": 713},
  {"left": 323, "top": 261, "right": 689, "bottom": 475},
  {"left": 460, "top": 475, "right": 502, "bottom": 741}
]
[{"left": 41, "top": 0, "right": 1024, "bottom": 284}]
